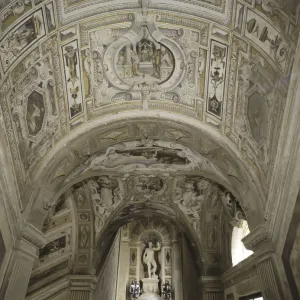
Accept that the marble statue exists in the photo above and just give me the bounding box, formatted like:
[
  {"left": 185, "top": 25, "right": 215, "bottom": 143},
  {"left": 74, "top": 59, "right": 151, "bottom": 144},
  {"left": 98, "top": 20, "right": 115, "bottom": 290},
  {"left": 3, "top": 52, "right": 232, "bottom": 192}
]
[
  {"left": 143, "top": 241, "right": 161, "bottom": 278},
  {"left": 130, "top": 279, "right": 141, "bottom": 299},
  {"left": 162, "top": 280, "right": 172, "bottom": 299}
]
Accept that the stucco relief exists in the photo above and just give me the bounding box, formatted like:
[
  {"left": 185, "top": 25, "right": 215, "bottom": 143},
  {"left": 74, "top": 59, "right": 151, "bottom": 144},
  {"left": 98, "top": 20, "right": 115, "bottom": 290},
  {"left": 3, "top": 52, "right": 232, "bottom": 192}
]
[
  {"left": 116, "top": 36, "right": 175, "bottom": 84},
  {"left": 65, "top": 140, "right": 229, "bottom": 184},
  {"left": 245, "top": 9, "right": 289, "bottom": 71},
  {"left": 87, "top": 176, "right": 124, "bottom": 238},
  {"left": 0, "top": 9, "right": 46, "bottom": 73},
  {"left": 100, "top": 15, "right": 185, "bottom": 92},
  {"left": 0, "top": 0, "right": 33, "bottom": 34},
  {"left": 9, "top": 56, "right": 59, "bottom": 170},
  {"left": 174, "top": 177, "right": 209, "bottom": 233}
]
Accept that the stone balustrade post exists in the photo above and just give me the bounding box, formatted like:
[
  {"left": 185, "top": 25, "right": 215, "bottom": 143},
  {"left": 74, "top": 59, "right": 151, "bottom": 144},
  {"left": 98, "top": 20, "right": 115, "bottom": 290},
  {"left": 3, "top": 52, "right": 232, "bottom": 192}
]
[
  {"left": 69, "top": 275, "right": 97, "bottom": 300},
  {"left": 0, "top": 223, "right": 47, "bottom": 300},
  {"left": 242, "top": 225, "right": 284, "bottom": 300},
  {"left": 199, "top": 276, "right": 224, "bottom": 300}
]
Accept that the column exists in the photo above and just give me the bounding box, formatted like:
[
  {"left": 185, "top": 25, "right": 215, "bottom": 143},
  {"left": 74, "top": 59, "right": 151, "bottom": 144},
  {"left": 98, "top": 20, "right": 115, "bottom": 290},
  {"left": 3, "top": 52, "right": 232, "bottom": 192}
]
[
  {"left": 242, "top": 225, "right": 284, "bottom": 300},
  {"left": 171, "top": 228, "right": 183, "bottom": 300},
  {"left": 0, "top": 223, "right": 47, "bottom": 300},
  {"left": 199, "top": 276, "right": 224, "bottom": 300},
  {"left": 69, "top": 275, "right": 97, "bottom": 300}
]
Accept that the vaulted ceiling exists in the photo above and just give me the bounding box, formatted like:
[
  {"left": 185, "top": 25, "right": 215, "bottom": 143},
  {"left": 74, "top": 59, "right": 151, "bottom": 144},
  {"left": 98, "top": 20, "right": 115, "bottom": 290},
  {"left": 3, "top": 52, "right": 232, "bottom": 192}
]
[{"left": 0, "top": 0, "right": 298, "bottom": 296}]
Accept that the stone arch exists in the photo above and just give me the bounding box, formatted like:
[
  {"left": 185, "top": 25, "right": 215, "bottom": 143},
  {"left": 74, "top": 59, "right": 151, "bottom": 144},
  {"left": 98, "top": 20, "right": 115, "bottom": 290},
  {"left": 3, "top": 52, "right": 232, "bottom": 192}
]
[{"left": 25, "top": 112, "right": 265, "bottom": 232}]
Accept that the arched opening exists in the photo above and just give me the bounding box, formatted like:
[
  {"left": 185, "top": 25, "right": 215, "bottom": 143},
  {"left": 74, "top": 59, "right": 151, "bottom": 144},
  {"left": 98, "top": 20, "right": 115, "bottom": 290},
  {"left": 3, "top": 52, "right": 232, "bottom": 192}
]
[{"left": 231, "top": 221, "right": 253, "bottom": 267}]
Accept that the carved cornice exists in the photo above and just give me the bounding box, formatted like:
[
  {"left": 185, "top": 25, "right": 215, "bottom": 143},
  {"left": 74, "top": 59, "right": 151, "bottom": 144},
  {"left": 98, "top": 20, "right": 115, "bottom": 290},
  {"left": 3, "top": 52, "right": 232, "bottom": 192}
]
[
  {"left": 21, "top": 222, "right": 47, "bottom": 248},
  {"left": 68, "top": 275, "right": 98, "bottom": 291},
  {"left": 242, "top": 224, "right": 273, "bottom": 252},
  {"left": 199, "top": 276, "right": 223, "bottom": 291},
  {"left": 221, "top": 252, "right": 258, "bottom": 287}
]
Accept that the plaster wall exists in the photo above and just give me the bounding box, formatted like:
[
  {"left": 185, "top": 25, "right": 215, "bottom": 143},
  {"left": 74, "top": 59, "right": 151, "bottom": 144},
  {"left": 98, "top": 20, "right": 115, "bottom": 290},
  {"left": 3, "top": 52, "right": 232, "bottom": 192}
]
[
  {"left": 94, "top": 231, "right": 121, "bottom": 300},
  {"left": 116, "top": 240, "right": 130, "bottom": 300},
  {"left": 181, "top": 234, "right": 199, "bottom": 300}
]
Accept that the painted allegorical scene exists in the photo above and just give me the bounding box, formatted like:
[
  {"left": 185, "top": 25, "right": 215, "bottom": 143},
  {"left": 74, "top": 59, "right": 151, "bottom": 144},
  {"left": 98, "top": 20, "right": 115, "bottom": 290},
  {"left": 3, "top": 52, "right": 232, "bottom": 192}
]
[
  {"left": 116, "top": 38, "right": 175, "bottom": 85},
  {"left": 133, "top": 176, "right": 164, "bottom": 193},
  {"left": 62, "top": 40, "right": 84, "bottom": 118},
  {"left": 26, "top": 90, "right": 45, "bottom": 137},
  {"left": 0, "top": 9, "right": 46, "bottom": 72}
]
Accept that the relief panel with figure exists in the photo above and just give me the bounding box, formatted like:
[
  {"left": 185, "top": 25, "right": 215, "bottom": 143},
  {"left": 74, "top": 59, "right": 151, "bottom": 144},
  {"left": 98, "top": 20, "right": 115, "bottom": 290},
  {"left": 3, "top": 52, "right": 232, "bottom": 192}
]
[
  {"left": 174, "top": 177, "right": 209, "bottom": 233},
  {"left": 26, "top": 90, "right": 45, "bottom": 137},
  {"left": 0, "top": 9, "right": 46, "bottom": 73},
  {"left": 116, "top": 38, "right": 175, "bottom": 85}
]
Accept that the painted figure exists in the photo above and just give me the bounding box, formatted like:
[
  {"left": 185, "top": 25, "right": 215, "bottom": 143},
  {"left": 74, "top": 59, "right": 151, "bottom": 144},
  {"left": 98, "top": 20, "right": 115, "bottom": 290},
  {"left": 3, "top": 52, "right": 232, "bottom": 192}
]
[
  {"left": 153, "top": 49, "right": 161, "bottom": 78},
  {"left": 131, "top": 50, "right": 139, "bottom": 76},
  {"left": 27, "top": 103, "right": 41, "bottom": 135},
  {"left": 130, "top": 279, "right": 140, "bottom": 299},
  {"left": 161, "top": 49, "right": 172, "bottom": 66},
  {"left": 143, "top": 241, "right": 161, "bottom": 278},
  {"left": 65, "top": 45, "right": 78, "bottom": 85}
]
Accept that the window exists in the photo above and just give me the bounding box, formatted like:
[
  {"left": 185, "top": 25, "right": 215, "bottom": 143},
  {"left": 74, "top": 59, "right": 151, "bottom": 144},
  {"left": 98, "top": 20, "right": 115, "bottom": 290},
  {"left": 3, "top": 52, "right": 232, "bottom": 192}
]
[
  {"left": 231, "top": 220, "right": 253, "bottom": 266},
  {"left": 239, "top": 292, "right": 263, "bottom": 300}
]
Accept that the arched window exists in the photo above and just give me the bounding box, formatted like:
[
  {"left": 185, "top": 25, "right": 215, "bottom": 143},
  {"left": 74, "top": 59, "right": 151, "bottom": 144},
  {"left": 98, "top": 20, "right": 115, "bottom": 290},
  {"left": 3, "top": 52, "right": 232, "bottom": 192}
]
[{"left": 231, "top": 220, "right": 253, "bottom": 266}]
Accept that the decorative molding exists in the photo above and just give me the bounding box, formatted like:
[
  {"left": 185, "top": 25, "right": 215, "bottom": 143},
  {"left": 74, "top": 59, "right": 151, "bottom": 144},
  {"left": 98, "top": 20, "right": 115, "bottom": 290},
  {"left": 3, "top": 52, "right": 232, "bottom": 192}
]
[
  {"left": 242, "top": 224, "right": 273, "bottom": 252},
  {"left": 199, "top": 276, "right": 223, "bottom": 292},
  {"left": 26, "top": 277, "right": 69, "bottom": 300},
  {"left": 21, "top": 222, "right": 47, "bottom": 249},
  {"left": 69, "top": 275, "right": 98, "bottom": 290},
  {"left": 221, "top": 254, "right": 257, "bottom": 288}
]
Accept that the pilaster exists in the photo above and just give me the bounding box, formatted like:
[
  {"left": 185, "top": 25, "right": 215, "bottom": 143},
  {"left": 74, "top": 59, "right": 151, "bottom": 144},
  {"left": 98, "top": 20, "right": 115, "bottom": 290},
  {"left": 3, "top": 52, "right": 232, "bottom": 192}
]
[
  {"left": 0, "top": 222, "right": 47, "bottom": 300},
  {"left": 242, "top": 225, "right": 284, "bottom": 300}
]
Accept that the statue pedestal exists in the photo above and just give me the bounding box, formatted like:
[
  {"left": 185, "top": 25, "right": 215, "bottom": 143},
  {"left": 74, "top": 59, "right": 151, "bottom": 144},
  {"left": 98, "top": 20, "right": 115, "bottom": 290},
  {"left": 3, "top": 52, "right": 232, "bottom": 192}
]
[
  {"left": 142, "top": 278, "right": 160, "bottom": 294},
  {"left": 139, "top": 292, "right": 162, "bottom": 300}
]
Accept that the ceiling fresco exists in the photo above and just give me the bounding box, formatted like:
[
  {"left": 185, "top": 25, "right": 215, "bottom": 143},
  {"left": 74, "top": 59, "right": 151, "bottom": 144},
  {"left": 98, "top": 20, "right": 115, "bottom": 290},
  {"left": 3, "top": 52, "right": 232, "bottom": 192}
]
[
  {"left": 0, "top": 0, "right": 299, "bottom": 293},
  {"left": 0, "top": 0, "right": 296, "bottom": 196}
]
